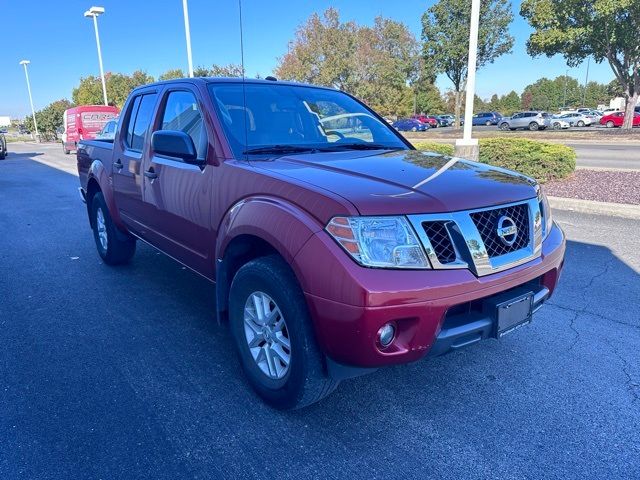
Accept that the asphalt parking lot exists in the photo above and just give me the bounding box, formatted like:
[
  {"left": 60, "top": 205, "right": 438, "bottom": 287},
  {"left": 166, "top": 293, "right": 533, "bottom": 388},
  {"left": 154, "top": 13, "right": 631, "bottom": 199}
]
[{"left": 1, "top": 143, "right": 639, "bottom": 479}]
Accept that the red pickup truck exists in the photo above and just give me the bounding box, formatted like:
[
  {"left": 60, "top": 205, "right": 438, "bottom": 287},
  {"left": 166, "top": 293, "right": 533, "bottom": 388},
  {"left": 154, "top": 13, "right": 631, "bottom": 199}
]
[{"left": 77, "top": 78, "right": 565, "bottom": 409}]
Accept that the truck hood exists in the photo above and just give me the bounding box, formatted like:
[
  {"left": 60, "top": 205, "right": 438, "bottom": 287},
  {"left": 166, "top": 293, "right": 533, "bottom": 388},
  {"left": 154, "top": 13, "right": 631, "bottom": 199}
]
[{"left": 254, "top": 149, "right": 538, "bottom": 215}]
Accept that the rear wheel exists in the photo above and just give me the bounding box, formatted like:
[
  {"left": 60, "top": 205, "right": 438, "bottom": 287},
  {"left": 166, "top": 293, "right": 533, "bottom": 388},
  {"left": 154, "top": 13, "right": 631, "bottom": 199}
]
[
  {"left": 62, "top": 142, "right": 70, "bottom": 155},
  {"left": 552, "top": 122, "right": 561, "bottom": 130},
  {"left": 411, "top": 126, "right": 417, "bottom": 132},
  {"left": 485, "top": 120, "right": 492, "bottom": 126},
  {"left": 90, "top": 192, "right": 136, "bottom": 265},
  {"left": 499, "top": 122, "right": 510, "bottom": 131},
  {"left": 606, "top": 120, "right": 615, "bottom": 128},
  {"left": 577, "top": 120, "right": 585, "bottom": 127},
  {"left": 528, "top": 122, "right": 539, "bottom": 131},
  {"left": 229, "top": 255, "right": 338, "bottom": 410}
]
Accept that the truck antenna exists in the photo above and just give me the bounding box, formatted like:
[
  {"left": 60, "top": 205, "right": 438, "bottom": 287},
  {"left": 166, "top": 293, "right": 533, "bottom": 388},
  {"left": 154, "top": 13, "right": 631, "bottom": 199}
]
[{"left": 238, "top": 0, "right": 248, "bottom": 160}]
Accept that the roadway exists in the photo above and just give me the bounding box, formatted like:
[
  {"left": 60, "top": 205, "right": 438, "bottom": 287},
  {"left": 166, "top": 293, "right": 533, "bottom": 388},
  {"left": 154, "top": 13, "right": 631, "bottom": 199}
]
[{"left": 1, "top": 143, "right": 639, "bottom": 479}]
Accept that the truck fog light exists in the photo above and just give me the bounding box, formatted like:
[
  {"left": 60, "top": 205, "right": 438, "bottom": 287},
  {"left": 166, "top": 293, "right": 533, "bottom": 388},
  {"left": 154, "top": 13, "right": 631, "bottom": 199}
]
[{"left": 378, "top": 323, "right": 396, "bottom": 347}]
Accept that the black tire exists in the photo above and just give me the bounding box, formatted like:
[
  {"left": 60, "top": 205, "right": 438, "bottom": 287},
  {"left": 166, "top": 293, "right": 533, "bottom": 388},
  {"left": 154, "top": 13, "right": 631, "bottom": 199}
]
[
  {"left": 528, "top": 122, "right": 539, "bottom": 131},
  {"left": 411, "top": 126, "right": 417, "bottom": 132},
  {"left": 606, "top": 120, "right": 615, "bottom": 128},
  {"left": 577, "top": 120, "right": 585, "bottom": 127},
  {"left": 499, "top": 122, "right": 510, "bottom": 131},
  {"left": 229, "top": 255, "right": 338, "bottom": 410},
  {"left": 485, "top": 120, "right": 492, "bottom": 126},
  {"left": 90, "top": 192, "right": 136, "bottom": 265},
  {"left": 552, "top": 122, "right": 561, "bottom": 130},
  {"left": 62, "top": 142, "right": 70, "bottom": 155}
]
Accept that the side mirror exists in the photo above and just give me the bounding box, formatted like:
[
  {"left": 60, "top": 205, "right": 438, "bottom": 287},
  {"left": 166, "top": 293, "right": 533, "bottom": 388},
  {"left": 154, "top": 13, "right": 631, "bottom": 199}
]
[{"left": 151, "top": 130, "right": 200, "bottom": 164}]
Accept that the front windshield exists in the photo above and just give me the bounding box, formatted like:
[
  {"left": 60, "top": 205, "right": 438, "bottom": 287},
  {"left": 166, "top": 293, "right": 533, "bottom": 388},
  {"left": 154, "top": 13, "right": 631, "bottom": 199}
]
[{"left": 208, "top": 82, "right": 407, "bottom": 158}]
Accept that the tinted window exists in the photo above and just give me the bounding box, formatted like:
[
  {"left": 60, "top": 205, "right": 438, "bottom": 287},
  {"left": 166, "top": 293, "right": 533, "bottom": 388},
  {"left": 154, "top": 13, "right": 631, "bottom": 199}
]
[
  {"left": 125, "top": 96, "right": 142, "bottom": 148},
  {"left": 131, "top": 94, "right": 158, "bottom": 151},
  {"left": 161, "top": 91, "right": 208, "bottom": 160}
]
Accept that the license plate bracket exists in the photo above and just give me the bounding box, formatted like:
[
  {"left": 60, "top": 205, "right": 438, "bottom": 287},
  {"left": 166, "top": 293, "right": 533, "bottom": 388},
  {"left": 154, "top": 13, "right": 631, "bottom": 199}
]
[{"left": 495, "top": 292, "right": 533, "bottom": 337}]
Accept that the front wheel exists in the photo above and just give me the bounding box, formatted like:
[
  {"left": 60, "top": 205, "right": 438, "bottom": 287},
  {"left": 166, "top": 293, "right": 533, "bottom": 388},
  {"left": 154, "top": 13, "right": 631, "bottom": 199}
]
[
  {"left": 528, "top": 122, "right": 539, "bottom": 131},
  {"left": 577, "top": 120, "right": 585, "bottom": 127},
  {"left": 90, "top": 192, "right": 136, "bottom": 265},
  {"left": 485, "top": 120, "right": 492, "bottom": 126},
  {"left": 552, "top": 122, "right": 561, "bottom": 130},
  {"left": 229, "top": 255, "right": 338, "bottom": 410},
  {"left": 62, "top": 142, "right": 70, "bottom": 155},
  {"left": 606, "top": 120, "right": 615, "bottom": 128},
  {"left": 411, "top": 126, "right": 417, "bottom": 132}
]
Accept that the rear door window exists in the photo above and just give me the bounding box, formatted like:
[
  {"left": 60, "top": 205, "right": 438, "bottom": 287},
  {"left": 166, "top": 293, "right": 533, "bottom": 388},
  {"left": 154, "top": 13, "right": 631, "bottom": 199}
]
[
  {"left": 125, "top": 96, "right": 142, "bottom": 148},
  {"left": 131, "top": 94, "right": 158, "bottom": 151}
]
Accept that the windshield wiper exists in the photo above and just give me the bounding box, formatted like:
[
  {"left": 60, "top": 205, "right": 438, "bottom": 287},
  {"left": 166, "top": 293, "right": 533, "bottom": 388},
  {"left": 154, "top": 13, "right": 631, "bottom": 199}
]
[
  {"left": 321, "top": 143, "right": 404, "bottom": 151},
  {"left": 242, "top": 145, "right": 318, "bottom": 155}
]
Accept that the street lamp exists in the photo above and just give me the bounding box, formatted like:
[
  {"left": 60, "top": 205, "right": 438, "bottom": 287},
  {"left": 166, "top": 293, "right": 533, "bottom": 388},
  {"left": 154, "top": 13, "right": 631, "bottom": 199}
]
[
  {"left": 182, "top": 0, "right": 194, "bottom": 77},
  {"left": 19, "top": 60, "right": 39, "bottom": 141},
  {"left": 455, "top": 0, "right": 481, "bottom": 161},
  {"left": 84, "top": 6, "right": 108, "bottom": 105}
]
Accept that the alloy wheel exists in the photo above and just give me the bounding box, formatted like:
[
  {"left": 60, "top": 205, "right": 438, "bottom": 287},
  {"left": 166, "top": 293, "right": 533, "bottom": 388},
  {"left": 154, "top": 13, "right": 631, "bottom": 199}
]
[
  {"left": 243, "top": 292, "right": 291, "bottom": 380},
  {"left": 96, "top": 207, "right": 108, "bottom": 251}
]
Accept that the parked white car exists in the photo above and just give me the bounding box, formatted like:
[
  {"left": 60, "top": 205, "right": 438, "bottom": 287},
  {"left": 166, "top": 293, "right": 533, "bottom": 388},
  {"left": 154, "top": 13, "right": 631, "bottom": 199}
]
[
  {"left": 549, "top": 117, "right": 571, "bottom": 129},
  {"left": 559, "top": 112, "right": 593, "bottom": 127}
]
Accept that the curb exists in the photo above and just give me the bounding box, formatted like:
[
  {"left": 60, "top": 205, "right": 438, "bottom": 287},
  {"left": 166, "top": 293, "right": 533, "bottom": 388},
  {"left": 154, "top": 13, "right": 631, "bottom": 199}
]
[{"left": 548, "top": 196, "right": 640, "bottom": 220}]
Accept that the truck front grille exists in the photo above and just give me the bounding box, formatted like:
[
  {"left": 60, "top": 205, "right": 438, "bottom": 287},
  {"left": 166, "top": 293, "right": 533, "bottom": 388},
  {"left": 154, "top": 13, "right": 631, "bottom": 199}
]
[
  {"left": 422, "top": 221, "right": 456, "bottom": 264},
  {"left": 470, "top": 203, "right": 530, "bottom": 258},
  {"left": 408, "top": 199, "right": 542, "bottom": 277}
]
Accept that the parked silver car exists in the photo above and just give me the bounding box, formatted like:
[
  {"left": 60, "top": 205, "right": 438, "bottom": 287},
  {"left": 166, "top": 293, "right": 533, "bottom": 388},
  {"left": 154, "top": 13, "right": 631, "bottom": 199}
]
[
  {"left": 498, "top": 111, "right": 551, "bottom": 131},
  {"left": 558, "top": 112, "right": 593, "bottom": 127}
]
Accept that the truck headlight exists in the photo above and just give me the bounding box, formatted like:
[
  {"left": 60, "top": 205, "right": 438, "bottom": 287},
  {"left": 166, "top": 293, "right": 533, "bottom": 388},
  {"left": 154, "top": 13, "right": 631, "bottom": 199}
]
[
  {"left": 325, "top": 216, "right": 430, "bottom": 269},
  {"left": 539, "top": 191, "right": 553, "bottom": 240}
]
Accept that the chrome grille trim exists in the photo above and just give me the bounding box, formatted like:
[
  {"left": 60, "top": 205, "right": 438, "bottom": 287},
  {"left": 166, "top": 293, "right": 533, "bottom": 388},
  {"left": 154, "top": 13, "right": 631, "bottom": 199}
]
[{"left": 408, "top": 198, "right": 542, "bottom": 277}]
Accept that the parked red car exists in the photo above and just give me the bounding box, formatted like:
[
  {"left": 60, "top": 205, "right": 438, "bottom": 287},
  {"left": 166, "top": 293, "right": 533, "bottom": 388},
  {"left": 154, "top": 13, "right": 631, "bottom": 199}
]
[
  {"left": 77, "top": 78, "right": 565, "bottom": 409},
  {"left": 600, "top": 111, "right": 640, "bottom": 128},
  {"left": 413, "top": 114, "right": 439, "bottom": 127},
  {"left": 62, "top": 105, "right": 119, "bottom": 154}
]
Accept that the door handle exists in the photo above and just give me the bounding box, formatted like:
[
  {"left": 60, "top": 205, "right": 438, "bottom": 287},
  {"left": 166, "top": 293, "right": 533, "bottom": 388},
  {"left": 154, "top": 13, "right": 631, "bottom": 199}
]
[
  {"left": 114, "top": 159, "right": 123, "bottom": 170},
  {"left": 144, "top": 168, "right": 158, "bottom": 180}
]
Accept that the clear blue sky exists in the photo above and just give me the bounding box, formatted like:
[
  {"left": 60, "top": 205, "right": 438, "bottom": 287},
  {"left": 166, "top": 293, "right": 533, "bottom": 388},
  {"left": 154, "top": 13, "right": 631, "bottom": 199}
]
[{"left": 1, "top": 0, "right": 614, "bottom": 118}]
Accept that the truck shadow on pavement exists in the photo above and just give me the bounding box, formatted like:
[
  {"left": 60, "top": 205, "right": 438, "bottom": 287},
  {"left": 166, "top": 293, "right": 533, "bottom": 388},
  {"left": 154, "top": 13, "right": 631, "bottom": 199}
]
[{"left": 3, "top": 156, "right": 639, "bottom": 479}]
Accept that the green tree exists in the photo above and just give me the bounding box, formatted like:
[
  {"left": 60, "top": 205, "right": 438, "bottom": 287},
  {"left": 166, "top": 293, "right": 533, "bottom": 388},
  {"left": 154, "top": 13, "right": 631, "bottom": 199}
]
[
  {"left": 159, "top": 68, "right": 186, "bottom": 80},
  {"left": 275, "top": 8, "right": 426, "bottom": 117},
  {"left": 72, "top": 70, "right": 154, "bottom": 108},
  {"left": 422, "top": 0, "right": 514, "bottom": 126},
  {"left": 521, "top": 76, "right": 582, "bottom": 111},
  {"left": 521, "top": 0, "right": 640, "bottom": 129},
  {"left": 500, "top": 90, "right": 522, "bottom": 115},
  {"left": 23, "top": 99, "right": 74, "bottom": 140},
  {"left": 209, "top": 64, "right": 245, "bottom": 77}
]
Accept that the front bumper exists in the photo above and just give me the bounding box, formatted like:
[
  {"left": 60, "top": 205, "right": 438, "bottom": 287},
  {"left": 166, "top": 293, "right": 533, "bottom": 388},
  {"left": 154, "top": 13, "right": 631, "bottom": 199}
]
[{"left": 295, "top": 222, "right": 565, "bottom": 369}]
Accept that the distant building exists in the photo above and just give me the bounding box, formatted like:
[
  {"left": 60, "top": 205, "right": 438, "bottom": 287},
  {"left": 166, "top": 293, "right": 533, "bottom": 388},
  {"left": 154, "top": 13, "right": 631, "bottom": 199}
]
[
  {"left": 0, "top": 116, "right": 11, "bottom": 127},
  {"left": 609, "top": 96, "right": 640, "bottom": 111}
]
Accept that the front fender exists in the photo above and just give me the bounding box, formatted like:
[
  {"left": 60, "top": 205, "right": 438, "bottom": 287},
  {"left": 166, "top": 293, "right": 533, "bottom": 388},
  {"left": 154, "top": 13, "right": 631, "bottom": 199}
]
[
  {"left": 216, "top": 196, "right": 324, "bottom": 266},
  {"left": 87, "top": 160, "right": 127, "bottom": 232}
]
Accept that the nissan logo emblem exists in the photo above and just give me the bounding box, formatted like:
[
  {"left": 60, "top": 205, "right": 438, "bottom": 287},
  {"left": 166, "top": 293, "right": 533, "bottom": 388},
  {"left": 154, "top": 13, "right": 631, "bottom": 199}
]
[{"left": 496, "top": 216, "right": 518, "bottom": 246}]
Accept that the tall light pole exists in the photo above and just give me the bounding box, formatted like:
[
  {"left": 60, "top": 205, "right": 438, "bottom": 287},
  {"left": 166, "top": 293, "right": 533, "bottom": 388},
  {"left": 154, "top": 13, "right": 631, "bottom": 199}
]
[
  {"left": 84, "top": 6, "right": 108, "bottom": 105},
  {"left": 582, "top": 56, "right": 591, "bottom": 107},
  {"left": 182, "top": 0, "right": 194, "bottom": 77},
  {"left": 455, "top": 0, "right": 481, "bottom": 161},
  {"left": 19, "top": 60, "right": 39, "bottom": 141}
]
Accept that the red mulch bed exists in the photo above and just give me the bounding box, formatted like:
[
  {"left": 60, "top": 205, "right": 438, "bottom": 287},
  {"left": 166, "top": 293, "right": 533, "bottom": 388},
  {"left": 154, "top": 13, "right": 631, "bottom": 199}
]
[{"left": 543, "top": 170, "right": 640, "bottom": 205}]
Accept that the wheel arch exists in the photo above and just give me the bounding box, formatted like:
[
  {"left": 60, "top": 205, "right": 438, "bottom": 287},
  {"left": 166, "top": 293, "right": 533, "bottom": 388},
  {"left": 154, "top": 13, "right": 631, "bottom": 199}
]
[{"left": 214, "top": 197, "right": 325, "bottom": 321}]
